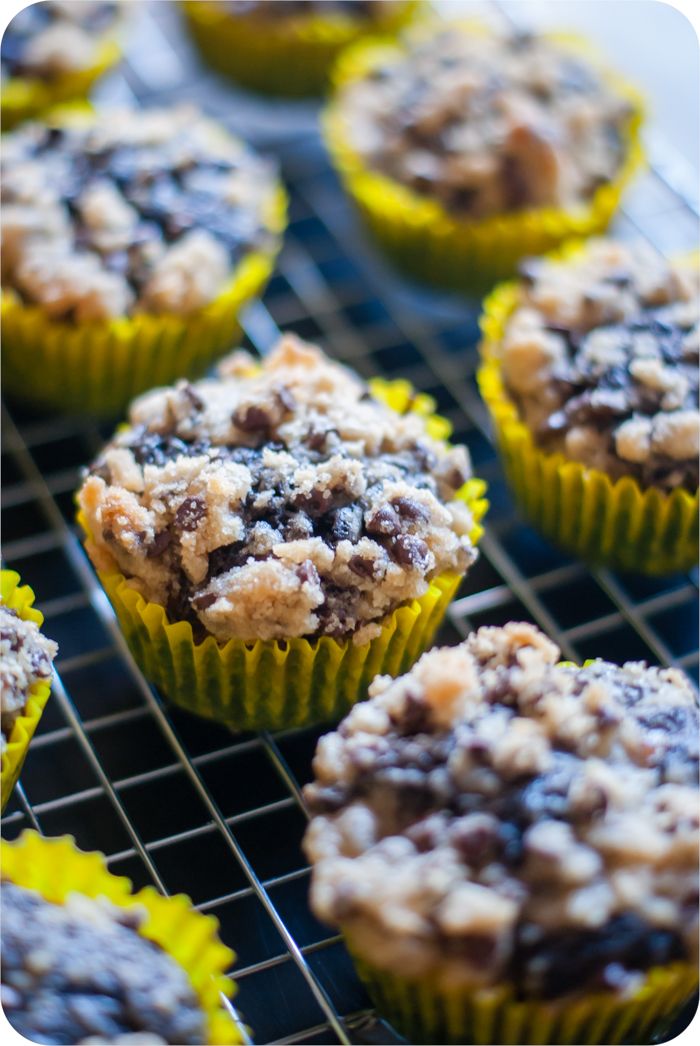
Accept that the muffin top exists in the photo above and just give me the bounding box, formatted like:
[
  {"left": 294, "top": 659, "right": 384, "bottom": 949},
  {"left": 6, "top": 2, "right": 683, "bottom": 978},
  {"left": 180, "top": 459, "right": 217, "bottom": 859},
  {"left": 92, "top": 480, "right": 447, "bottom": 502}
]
[
  {"left": 0, "top": 603, "right": 57, "bottom": 754},
  {"left": 337, "top": 29, "right": 635, "bottom": 217},
  {"left": 1, "top": 1, "right": 119, "bottom": 80},
  {"left": 222, "top": 1, "right": 408, "bottom": 21},
  {"left": 304, "top": 623, "right": 699, "bottom": 997},
  {"left": 78, "top": 334, "right": 478, "bottom": 644},
  {"left": 1, "top": 106, "right": 280, "bottom": 322},
  {"left": 1, "top": 881, "right": 206, "bottom": 1044},
  {"left": 498, "top": 241, "right": 699, "bottom": 491}
]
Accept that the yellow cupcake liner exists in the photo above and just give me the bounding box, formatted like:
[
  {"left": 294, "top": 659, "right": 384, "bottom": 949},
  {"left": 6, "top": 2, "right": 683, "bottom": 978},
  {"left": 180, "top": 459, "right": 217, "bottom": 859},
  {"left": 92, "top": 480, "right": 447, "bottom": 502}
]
[
  {"left": 1, "top": 830, "right": 241, "bottom": 1045},
  {"left": 1, "top": 183, "right": 287, "bottom": 418},
  {"left": 181, "top": 0, "right": 422, "bottom": 97},
  {"left": 477, "top": 255, "right": 699, "bottom": 575},
  {"left": 324, "top": 23, "right": 645, "bottom": 294},
  {"left": 77, "top": 379, "right": 488, "bottom": 731},
  {"left": 1, "top": 38, "right": 121, "bottom": 130},
  {"left": 348, "top": 947, "right": 698, "bottom": 1046},
  {"left": 1, "top": 570, "right": 53, "bottom": 813}
]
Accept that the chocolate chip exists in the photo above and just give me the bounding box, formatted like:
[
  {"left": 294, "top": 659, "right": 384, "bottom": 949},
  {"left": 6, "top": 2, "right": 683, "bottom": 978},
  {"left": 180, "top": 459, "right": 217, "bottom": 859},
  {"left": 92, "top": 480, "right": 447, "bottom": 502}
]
[
  {"left": 174, "top": 497, "right": 206, "bottom": 532},
  {"left": 192, "top": 592, "right": 216, "bottom": 611},
  {"left": 324, "top": 505, "right": 363, "bottom": 544},
  {"left": 366, "top": 504, "right": 401, "bottom": 537},
  {"left": 147, "top": 529, "right": 172, "bottom": 558},
  {"left": 392, "top": 534, "right": 430, "bottom": 569},
  {"left": 233, "top": 404, "right": 273, "bottom": 433},
  {"left": 392, "top": 496, "right": 430, "bottom": 523},
  {"left": 348, "top": 555, "right": 376, "bottom": 579}
]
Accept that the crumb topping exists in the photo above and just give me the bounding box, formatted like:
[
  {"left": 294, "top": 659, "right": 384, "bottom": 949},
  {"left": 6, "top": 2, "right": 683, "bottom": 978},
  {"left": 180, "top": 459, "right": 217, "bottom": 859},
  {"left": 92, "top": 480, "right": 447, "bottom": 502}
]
[
  {"left": 499, "top": 241, "right": 699, "bottom": 490},
  {"left": 304, "top": 623, "right": 699, "bottom": 997},
  {"left": 0, "top": 604, "right": 57, "bottom": 754},
  {"left": 337, "top": 29, "right": 635, "bottom": 217},
  {"left": 1, "top": 881, "right": 206, "bottom": 1044},
  {"left": 79, "top": 335, "right": 478, "bottom": 644},
  {"left": 1, "top": 1, "right": 119, "bottom": 80},
  {"left": 1, "top": 106, "right": 280, "bottom": 321}
]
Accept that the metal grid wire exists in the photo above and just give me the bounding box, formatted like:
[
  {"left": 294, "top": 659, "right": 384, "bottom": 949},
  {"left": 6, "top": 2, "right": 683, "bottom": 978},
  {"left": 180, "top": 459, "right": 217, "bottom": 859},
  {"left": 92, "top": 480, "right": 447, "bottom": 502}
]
[{"left": 1, "top": 2, "right": 699, "bottom": 1043}]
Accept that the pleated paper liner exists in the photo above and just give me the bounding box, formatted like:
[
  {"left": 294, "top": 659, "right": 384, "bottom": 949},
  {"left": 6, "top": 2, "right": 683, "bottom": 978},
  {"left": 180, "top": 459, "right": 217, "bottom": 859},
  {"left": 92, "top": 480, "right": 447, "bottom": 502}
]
[
  {"left": 77, "top": 379, "right": 488, "bottom": 732},
  {"left": 349, "top": 948, "right": 698, "bottom": 1046},
  {"left": 477, "top": 259, "right": 699, "bottom": 575},
  {"left": 324, "top": 24, "right": 644, "bottom": 295},
  {"left": 1, "top": 830, "right": 242, "bottom": 1045},
  {"left": 181, "top": 0, "right": 422, "bottom": 97},
  {"left": 1, "top": 38, "right": 121, "bottom": 130},
  {"left": 2, "top": 184, "right": 287, "bottom": 418},
  {"left": 1, "top": 570, "right": 53, "bottom": 812}
]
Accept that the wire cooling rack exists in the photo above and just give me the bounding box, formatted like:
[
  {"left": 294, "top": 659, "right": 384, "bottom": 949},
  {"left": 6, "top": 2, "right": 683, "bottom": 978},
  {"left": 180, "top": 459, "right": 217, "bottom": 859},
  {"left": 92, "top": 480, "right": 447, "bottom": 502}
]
[{"left": 1, "top": 3, "right": 698, "bottom": 1043}]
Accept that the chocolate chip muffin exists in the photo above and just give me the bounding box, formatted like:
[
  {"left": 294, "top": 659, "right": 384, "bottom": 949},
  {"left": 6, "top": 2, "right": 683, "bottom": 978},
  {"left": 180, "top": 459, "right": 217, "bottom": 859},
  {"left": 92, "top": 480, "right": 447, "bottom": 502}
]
[
  {"left": 76, "top": 333, "right": 486, "bottom": 730},
  {"left": 2, "top": 105, "right": 279, "bottom": 322},
  {"left": 338, "top": 29, "right": 634, "bottom": 218},
  {"left": 1, "top": 105, "right": 286, "bottom": 414},
  {"left": 1, "top": 2, "right": 122, "bottom": 129},
  {"left": 1, "top": 881, "right": 207, "bottom": 1044},
  {"left": 79, "top": 333, "right": 478, "bottom": 644},
  {"left": 0, "top": 602, "right": 57, "bottom": 756},
  {"left": 324, "top": 24, "right": 642, "bottom": 291},
  {"left": 1, "top": 1, "right": 119, "bottom": 84},
  {"left": 181, "top": 0, "right": 420, "bottom": 98},
  {"left": 502, "top": 241, "right": 699, "bottom": 492},
  {"left": 304, "top": 622, "right": 699, "bottom": 1043}
]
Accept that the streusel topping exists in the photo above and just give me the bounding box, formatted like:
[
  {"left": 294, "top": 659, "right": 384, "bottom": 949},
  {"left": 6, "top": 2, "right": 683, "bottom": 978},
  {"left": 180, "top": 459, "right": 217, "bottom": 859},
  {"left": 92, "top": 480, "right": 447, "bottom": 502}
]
[
  {"left": 500, "top": 241, "right": 699, "bottom": 490},
  {"left": 79, "top": 334, "right": 478, "bottom": 643},
  {"left": 1, "top": 1, "right": 119, "bottom": 80},
  {"left": 1, "top": 106, "right": 280, "bottom": 321},
  {"left": 1, "top": 882, "right": 205, "bottom": 1044},
  {"left": 304, "top": 623, "right": 698, "bottom": 997},
  {"left": 337, "top": 29, "right": 635, "bottom": 217},
  {"left": 0, "top": 604, "right": 57, "bottom": 754}
]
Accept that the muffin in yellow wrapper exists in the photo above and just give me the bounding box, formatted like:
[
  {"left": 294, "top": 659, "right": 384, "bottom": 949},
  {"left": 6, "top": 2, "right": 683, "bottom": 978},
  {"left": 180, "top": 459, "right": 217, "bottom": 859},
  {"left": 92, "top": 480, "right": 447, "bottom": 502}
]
[
  {"left": 1, "top": 830, "right": 242, "bottom": 1045},
  {"left": 77, "top": 379, "right": 488, "bottom": 732},
  {"left": 323, "top": 26, "right": 644, "bottom": 295},
  {"left": 1, "top": 185, "right": 287, "bottom": 418},
  {"left": 181, "top": 0, "right": 422, "bottom": 98},
  {"left": 1, "top": 38, "right": 121, "bottom": 131},
  {"left": 477, "top": 262, "right": 699, "bottom": 575},
  {"left": 1, "top": 570, "right": 53, "bottom": 812},
  {"left": 348, "top": 947, "right": 698, "bottom": 1046}
]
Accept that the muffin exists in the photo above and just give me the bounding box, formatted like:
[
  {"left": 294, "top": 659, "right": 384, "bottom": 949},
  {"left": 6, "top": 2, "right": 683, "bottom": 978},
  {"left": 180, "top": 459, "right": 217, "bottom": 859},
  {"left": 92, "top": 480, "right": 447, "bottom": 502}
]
[
  {"left": 182, "top": 0, "right": 421, "bottom": 98},
  {"left": 1, "top": 105, "right": 286, "bottom": 415},
  {"left": 324, "top": 24, "right": 643, "bottom": 292},
  {"left": 1, "top": 830, "right": 240, "bottom": 1044},
  {"left": 478, "top": 239, "right": 699, "bottom": 573},
  {"left": 1, "top": 569, "right": 57, "bottom": 811},
  {"left": 304, "top": 622, "right": 699, "bottom": 1045},
  {"left": 77, "top": 333, "right": 487, "bottom": 731},
  {"left": 1, "top": 2, "right": 122, "bottom": 129}
]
